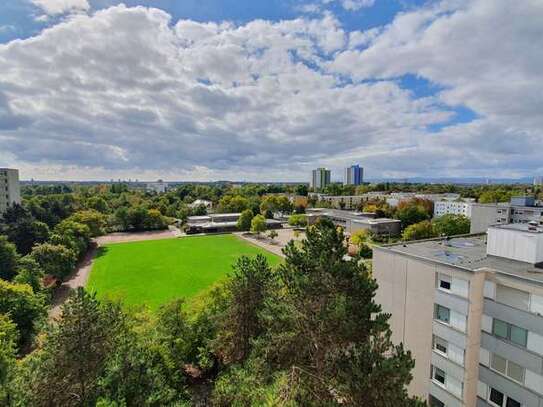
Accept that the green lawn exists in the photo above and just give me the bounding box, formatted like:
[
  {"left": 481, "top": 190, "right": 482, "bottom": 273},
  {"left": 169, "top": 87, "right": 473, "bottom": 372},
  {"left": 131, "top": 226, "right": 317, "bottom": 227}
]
[{"left": 87, "top": 235, "right": 281, "bottom": 310}]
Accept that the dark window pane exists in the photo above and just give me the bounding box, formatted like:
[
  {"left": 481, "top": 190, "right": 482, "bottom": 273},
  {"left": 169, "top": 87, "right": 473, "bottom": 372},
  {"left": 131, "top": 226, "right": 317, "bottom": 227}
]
[
  {"left": 493, "top": 319, "right": 508, "bottom": 339},
  {"left": 489, "top": 388, "right": 504, "bottom": 406},
  {"left": 506, "top": 397, "right": 521, "bottom": 407},
  {"left": 440, "top": 280, "right": 451, "bottom": 290}
]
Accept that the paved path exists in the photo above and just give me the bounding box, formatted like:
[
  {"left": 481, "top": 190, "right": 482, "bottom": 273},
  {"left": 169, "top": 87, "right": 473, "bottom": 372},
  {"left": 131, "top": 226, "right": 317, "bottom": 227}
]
[
  {"left": 48, "top": 229, "right": 179, "bottom": 320},
  {"left": 236, "top": 228, "right": 306, "bottom": 258}
]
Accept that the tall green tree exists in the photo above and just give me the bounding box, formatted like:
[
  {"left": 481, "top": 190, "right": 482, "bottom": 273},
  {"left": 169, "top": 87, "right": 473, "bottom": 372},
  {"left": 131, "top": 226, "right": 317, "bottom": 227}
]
[
  {"left": 30, "top": 243, "right": 77, "bottom": 279},
  {"left": 237, "top": 209, "right": 253, "bottom": 231},
  {"left": 0, "top": 236, "right": 19, "bottom": 281},
  {"left": 402, "top": 220, "right": 437, "bottom": 241},
  {"left": 0, "top": 315, "right": 18, "bottom": 405},
  {"left": 261, "top": 219, "right": 422, "bottom": 406},
  {"left": 17, "top": 289, "right": 122, "bottom": 406},
  {"left": 215, "top": 255, "right": 272, "bottom": 364},
  {"left": 0, "top": 279, "right": 46, "bottom": 349},
  {"left": 433, "top": 214, "right": 470, "bottom": 236}
]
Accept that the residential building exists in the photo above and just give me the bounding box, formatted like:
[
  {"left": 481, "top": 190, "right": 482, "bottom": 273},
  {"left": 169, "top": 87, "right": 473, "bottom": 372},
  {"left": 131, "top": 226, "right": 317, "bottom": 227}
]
[
  {"left": 373, "top": 223, "right": 543, "bottom": 407},
  {"left": 434, "top": 199, "right": 476, "bottom": 219},
  {"left": 0, "top": 168, "right": 21, "bottom": 215},
  {"left": 188, "top": 199, "right": 213, "bottom": 210},
  {"left": 310, "top": 168, "right": 331, "bottom": 190},
  {"left": 534, "top": 176, "right": 543, "bottom": 186},
  {"left": 306, "top": 208, "right": 401, "bottom": 236},
  {"left": 470, "top": 196, "right": 543, "bottom": 234},
  {"left": 185, "top": 213, "right": 282, "bottom": 234},
  {"left": 146, "top": 179, "right": 168, "bottom": 194},
  {"left": 344, "top": 164, "right": 364, "bottom": 186}
]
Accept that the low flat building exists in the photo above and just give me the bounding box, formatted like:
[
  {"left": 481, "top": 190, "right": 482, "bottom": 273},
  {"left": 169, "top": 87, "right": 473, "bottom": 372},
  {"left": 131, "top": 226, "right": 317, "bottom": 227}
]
[
  {"left": 186, "top": 213, "right": 282, "bottom": 234},
  {"left": 373, "top": 223, "right": 543, "bottom": 407},
  {"left": 306, "top": 208, "right": 400, "bottom": 236},
  {"left": 0, "top": 168, "right": 21, "bottom": 215}
]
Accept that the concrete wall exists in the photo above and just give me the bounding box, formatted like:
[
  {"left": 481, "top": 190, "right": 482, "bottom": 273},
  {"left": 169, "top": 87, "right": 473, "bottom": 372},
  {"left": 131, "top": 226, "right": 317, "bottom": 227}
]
[{"left": 373, "top": 249, "right": 436, "bottom": 398}]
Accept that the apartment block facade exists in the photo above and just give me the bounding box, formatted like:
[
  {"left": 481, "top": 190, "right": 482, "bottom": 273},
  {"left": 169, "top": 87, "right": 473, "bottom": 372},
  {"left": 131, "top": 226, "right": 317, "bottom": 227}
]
[
  {"left": 344, "top": 164, "right": 363, "bottom": 186},
  {"left": 373, "top": 224, "right": 543, "bottom": 407},
  {"left": 470, "top": 197, "right": 543, "bottom": 234},
  {"left": 434, "top": 199, "right": 475, "bottom": 218},
  {"left": 0, "top": 168, "right": 21, "bottom": 215},
  {"left": 310, "top": 168, "right": 331, "bottom": 190}
]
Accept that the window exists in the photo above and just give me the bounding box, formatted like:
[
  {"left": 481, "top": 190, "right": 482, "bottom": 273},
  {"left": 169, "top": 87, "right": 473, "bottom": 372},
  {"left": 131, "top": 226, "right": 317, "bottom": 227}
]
[
  {"left": 438, "top": 274, "right": 451, "bottom": 291},
  {"left": 435, "top": 305, "right": 450, "bottom": 324},
  {"left": 489, "top": 388, "right": 504, "bottom": 406},
  {"left": 489, "top": 351, "right": 526, "bottom": 384},
  {"left": 492, "top": 319, "right": 527, "bottom": 347},
  {"left": 429, "top": 395, "right": 445, "bottom": 407},
  {"left": 432, "top": 366, "right": 446, "bottom": 386},
  {"left": 488, "top": 387, "right": 522, "bottom": 407},
  {"left": 433, "top": 335, "right": 448, "bottom": 355},
  {"left": 491, "top": 354, "right": 507, "bottom": 375},
  {"left": 507, "top": 360, "right": 524, "bottom": 383}
]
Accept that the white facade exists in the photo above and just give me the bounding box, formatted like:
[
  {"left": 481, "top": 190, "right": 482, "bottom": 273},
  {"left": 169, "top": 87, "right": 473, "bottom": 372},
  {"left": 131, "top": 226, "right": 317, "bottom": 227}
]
[
  {"left": 434, "top": 200, "right": 474, "bottom": 218},
  {"left": 0, "top": 168, "right": 21, "bottom": 215},
  {"left": 487, "top": 224, "right": 543, "bottom": 265},
  {"left": 146, "top": 180, "right": 168, "bottom": 194},
  {"left": 189, "top": 199, "right": 213, "bottom": 210}
]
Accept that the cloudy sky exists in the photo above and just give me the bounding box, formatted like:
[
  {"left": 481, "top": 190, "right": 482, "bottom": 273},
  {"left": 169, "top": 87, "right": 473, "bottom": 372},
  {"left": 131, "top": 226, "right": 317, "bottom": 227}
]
[{"left": 0, "top": 0, "right": 541, "bottom": 181}]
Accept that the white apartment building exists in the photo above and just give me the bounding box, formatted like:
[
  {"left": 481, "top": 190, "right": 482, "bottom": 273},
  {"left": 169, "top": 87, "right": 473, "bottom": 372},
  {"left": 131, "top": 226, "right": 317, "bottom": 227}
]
[
  {"left": 0, "top": 168, "right": 21, "bottom": 215},
  {"left": 146, "top": 180, "right": 168, "bottom": 194},
  {"left": 434, "top": 199, "right": 475, "bottom": 219}
]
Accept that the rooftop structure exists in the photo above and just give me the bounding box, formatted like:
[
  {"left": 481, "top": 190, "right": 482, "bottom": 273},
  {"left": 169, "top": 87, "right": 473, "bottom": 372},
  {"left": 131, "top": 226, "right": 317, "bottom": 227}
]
[{"left": 373, "top": 225, "right": 543, "bottom": 407}]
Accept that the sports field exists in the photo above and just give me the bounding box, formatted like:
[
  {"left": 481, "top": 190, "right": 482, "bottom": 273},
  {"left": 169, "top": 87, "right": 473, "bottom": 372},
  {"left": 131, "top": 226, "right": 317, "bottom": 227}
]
[{"left": 87, "top": 234, "right": 281, "bottom": 310}]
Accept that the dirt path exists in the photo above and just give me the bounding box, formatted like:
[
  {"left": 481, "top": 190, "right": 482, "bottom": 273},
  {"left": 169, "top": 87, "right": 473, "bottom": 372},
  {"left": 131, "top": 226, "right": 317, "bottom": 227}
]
[
  {"left": 48, "top": 229, "right": 179, "bottom": 320},
  {"left": 49, "top": 244, "right": 98, "bottom": 320}
]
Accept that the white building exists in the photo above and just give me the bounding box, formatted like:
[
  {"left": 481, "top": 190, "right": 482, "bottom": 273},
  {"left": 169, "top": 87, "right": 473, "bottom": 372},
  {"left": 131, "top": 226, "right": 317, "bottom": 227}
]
[
  {"left": 434, "top": 199, "right": 475, "bottom": 218},
  {"left": 146, "top": 180, "right": 168, "bottom": 194},
  {"left": 0, "top": 168, "right": 21, "bottom": 215},
  {"left": 188, "top": 199, "right": 213, "bottom": 210}
]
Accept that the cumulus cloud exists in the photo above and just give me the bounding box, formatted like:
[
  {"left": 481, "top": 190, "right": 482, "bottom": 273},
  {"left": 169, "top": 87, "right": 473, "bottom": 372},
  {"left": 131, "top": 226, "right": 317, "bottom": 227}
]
[
  {"left": 0, "top": 1, "right": 541, "bottom": 181},
  {"left": 31, "top": 0, "right": 90, "bottom": 16}
]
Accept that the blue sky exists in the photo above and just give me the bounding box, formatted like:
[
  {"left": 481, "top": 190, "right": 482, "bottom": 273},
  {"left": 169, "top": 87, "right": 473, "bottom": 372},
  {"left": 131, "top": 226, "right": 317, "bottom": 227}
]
[{"left": 0, "top": 0, "right": 541, "bottom": 181}]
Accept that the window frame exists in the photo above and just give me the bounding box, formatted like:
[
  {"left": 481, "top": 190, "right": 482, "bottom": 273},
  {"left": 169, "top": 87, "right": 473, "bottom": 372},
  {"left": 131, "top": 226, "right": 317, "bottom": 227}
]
[{"left": 434, "top": 304, "right": 451, "bottom": 325}]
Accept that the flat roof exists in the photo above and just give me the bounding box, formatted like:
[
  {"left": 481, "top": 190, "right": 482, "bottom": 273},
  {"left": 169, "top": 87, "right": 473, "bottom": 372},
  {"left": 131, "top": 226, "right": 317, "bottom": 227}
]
[
  {"left": 490, "top": 223, "right": 543, "bottom": 233},
  {"left": 377, "top": 234, "right": 543, "bottom": 285}
]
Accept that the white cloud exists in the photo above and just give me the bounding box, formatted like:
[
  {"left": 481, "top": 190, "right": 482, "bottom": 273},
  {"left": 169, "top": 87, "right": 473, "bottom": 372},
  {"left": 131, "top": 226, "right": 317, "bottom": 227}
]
[
  {"left": 0, "top": 2, "right": 541, "bottom": 181},
  {"left": 340, "top": 0, "right": 375, "bottom": 11},
  {"left": 31, "top": 0, "right": 90, "bottom": 16}
]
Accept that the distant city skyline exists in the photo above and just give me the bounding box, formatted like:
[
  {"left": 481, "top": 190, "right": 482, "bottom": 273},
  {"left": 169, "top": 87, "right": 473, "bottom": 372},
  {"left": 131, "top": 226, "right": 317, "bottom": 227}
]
[{"left": 0, "top": 1, "right": 542, "bottom": 181}]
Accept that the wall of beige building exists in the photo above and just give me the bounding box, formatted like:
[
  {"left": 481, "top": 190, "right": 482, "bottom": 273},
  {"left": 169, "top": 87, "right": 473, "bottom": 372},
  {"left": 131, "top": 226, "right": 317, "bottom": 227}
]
[{"left": 373, "top": 248, "right": 486, "bottom": 406}]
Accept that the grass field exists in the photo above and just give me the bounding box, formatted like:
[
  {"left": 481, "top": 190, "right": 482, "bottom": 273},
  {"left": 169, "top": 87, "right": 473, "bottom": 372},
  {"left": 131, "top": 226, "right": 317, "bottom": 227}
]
[{"left": 87, "top": 235, "right": 281, "bottom": 310}]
